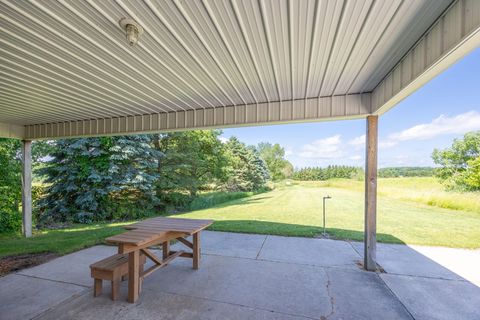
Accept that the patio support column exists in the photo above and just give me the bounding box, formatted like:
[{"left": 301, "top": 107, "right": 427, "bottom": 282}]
[
  {"left": 21, "top": 140, "right": 32, "bottom": 238},
  {"left": 364, "top": 115, "right": 378, "bottom": 271}
]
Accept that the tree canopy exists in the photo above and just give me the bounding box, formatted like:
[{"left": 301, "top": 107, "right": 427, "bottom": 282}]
[
  {"left": 153, "top": 130, "right": 227, "bottom": 208},
  {"left": 432, "top": 131, "right": 480, "bottom": 191},
  {"left": 257, "top": 142, "right": 293, "bottom": 181}
]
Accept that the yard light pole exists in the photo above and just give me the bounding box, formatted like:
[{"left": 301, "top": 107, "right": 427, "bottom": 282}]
[{"left": 322, "top": 195, "right": 331, "bottom": 237}]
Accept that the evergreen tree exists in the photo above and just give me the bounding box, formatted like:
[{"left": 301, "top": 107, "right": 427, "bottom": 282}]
[
  {"left": 224, "top": 138, "right": 269, "bottom": 191},
  {"left": 37, "top": 135, "right": 160, "bottom": 223}
]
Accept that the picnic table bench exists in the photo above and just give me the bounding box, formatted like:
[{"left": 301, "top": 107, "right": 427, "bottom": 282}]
[{"left": 105, "top": 217, "right": 213, "bottom": 303}]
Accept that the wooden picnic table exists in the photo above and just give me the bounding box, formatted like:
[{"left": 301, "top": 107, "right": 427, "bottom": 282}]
[{"left": 106, "top": 217, "right": 213, "bottom": 303}]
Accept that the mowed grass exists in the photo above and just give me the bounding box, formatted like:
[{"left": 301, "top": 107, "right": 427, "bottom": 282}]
[
  {"left": 176, "top": 179, "right": 480, "bottom": 248},
  {"left": 0, "top": 222, "right": 130, "bottom": 257},
  {"left": 1, "top": 177, "right": 479, "bottom": 258}
]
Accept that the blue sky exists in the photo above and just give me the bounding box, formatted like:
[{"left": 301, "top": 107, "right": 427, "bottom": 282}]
[{"left": 221, "top": 48, "right": 480, "bottom": 168}]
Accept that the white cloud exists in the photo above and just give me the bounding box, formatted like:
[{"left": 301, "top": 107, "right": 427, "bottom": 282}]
[
  {"left": 349, "top": 134, "right": 365, "bottom": 148},
  {"left": 381, "top": 111, "right": 480, "bottom": 148},
  {"left": 299, "top": 135, "right": 343, "bottom": 159},
  {"left": 379, "top": 140, "right": 398, "bottom": 149},
  {"left": 285, "top": 148, "right": 293, "bottom": 156},
  {"left": 219, "top": 136, "right": 228, "bottom": 144},
  {"left": 349, "top": 155, "right": 362, "bottom": 161}
]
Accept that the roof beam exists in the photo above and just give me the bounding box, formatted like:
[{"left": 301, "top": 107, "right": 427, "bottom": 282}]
[
  {"left": 0, "top": 121, "right": 25, "bottom": 139},
  {"left": 372, "top": 0, "right": 480, "bottom": 114},
  {"left": 24, "top": 94, "right": 371, "bottom": 140}
]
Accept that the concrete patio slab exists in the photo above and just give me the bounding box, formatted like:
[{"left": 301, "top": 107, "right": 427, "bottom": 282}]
[
  {"left": 37, "top": 289, "right": 306, "bottom": 320},
  {"left": 2, "top": 231, "right": 479, "bottom": 320},
  {"left": 325, "top": 268, "right": 413, "bottom": 320},
  {"left": 18, "top": 245, "right": 117, "bottom": 287},
  {"left": 258, "top": 235, "right": 361, "bottom": 269},
  {"left": 350, "top": 242, "right": 480, "bottom": 285},
  {"left": 0, "top": 274, "right": 87, "bottom": 320},
  {"left": 171, "top": 231, "right": 267, "bottom": 259},
  {"left": 34, "top": 254, "right": 413, "bottom": 320},
  {"left": 143, "top": 254, "right": 331, "bottom": 319},
  {"left": 381, "top": 273, "right": 480, "bottom": 320}
]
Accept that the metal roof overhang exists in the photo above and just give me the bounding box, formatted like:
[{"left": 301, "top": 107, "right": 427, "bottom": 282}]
[{"left": 0, "top": 0, "right": 479, "bottom": 140}]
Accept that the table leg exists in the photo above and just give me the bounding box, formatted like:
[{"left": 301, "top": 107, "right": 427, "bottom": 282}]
[
  {"left": 128, "top": 250, "right": 139, "bottom": 303},
  {"left": 162, "top": 240, "right": 170, "bottom": 260},
  {"left": 193, "top": 232, "right": 200, "bottom": 269}
]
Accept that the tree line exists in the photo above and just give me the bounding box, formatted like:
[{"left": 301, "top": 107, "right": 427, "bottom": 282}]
[
  {"left": 0, "top": 131, "right": 279, "bottom": 229},
  {"left": 377, "top": 167, "right": 434, "bottom": 178},
  {"left": 292, "top": 166, "right": 363, "bottom": 180},
  {"left": 0, "top": 130, "right": 478, "bottom": 232}
]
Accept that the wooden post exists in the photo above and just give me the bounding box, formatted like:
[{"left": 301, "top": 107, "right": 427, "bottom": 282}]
[
  {"left": 364, "top": 115, "right": 378, "bottom": 271},
  {"left": 21, "top": 140, "right": 32, "bottom": 238}
]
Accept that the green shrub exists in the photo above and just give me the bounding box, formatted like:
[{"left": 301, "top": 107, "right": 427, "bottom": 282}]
[{"left": 0, "top": 209, "right": 21, "bottom": 233}]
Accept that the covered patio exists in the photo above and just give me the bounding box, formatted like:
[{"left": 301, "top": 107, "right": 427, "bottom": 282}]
[
  {"left": 1, "top": 0, "right": 480, "bottom": 318},
  {"left": 1, "top": 231, "right": 480, "bottom": 319}
]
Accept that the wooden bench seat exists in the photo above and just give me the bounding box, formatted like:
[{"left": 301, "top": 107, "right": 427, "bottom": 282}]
[{"left": 90, "top": 253, "right": 146, "bottom": 300}]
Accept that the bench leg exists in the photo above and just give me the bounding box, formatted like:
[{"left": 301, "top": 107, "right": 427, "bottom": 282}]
[
  {"left": 162, "top": 240, "right": 170, "bottom": 260},
  {"left": 94, "top": 279, "right": 102, "bottom": 297},
  {"left": 193, "top": 232, "right": 200, "bottom": 270},
  {"left": 111, "top": 280, "right": 120, "bottom": 301}
]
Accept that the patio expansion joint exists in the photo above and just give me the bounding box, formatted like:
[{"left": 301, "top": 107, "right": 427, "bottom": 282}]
[
  {"left": 149, "top": 289, "right": 317, "bottom": 320},
  {"left": 347, "top": 240, "right": 363, "bottom": 258},
  {"left": 31, "top": 290, "right": 90, "bottom": 320},
  {"left": 377, "top": 273, "right": 416, "bottom": 320},
  {"left": 381, "top": 272, "right": 468, "bottom": 283},
  {"left": 255, "top": 235, "right": 268, "bottom": 259},
  {"left": 15, "top": 272, "right": 91, "bottom": 289},
  {"left": 202, "top": 251, "right": 355, "bottom": 271}
]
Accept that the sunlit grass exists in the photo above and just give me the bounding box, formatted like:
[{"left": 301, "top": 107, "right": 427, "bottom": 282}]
[
  {"left": 300, "top": 177, "right": 480, "bottom": 213},
  {"left": 177, "top": 180, "right": 480, "bottom": 248},
  {"left": 2, "top": 177, "right": 479, "bottom": 259}
]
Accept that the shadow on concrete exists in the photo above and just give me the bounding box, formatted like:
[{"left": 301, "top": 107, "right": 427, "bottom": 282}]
[{"left": 205, "top": 219, "right": 405, "bottom": 244}]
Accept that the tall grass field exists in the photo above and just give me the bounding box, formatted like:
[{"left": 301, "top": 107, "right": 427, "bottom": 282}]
[{"left": 176, "top": 177, "right": 480, "bottom": 248}]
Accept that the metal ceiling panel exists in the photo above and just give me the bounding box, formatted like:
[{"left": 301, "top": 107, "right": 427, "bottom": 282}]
[{"left": 0, "top": 0, "right": 454, "bottom": 129}]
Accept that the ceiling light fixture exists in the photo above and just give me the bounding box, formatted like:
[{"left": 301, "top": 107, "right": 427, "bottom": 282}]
[{"left": 119, "top": 18, "right": 143, "bottom": 46}]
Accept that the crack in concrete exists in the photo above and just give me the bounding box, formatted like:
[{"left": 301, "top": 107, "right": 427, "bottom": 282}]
[{"left": 321, "top": 269, "right": 336, "bottom": 320}]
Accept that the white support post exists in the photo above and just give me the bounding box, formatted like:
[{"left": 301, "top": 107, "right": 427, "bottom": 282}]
[
  {"left": 21, "top": 140, "right": 32, "bottom": 238},
  {"left": 364, "top": 115, "right": 378, "bottom": 271}
]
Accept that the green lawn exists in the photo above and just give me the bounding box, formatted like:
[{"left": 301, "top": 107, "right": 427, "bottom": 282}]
[
  {"left": 0, "top": 223, "right": 130, "bottom": 257},
  {"left": 176, "top": 179, "right": 480, "bottom": 248},
  {"left": 1, "top": 178, "right": 480, "bottom": 258}
]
